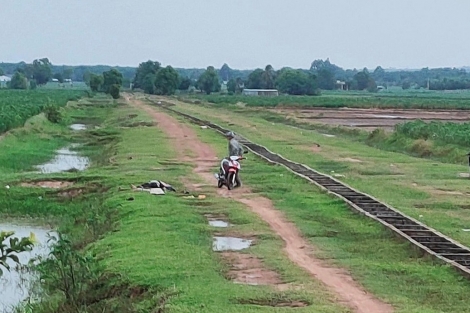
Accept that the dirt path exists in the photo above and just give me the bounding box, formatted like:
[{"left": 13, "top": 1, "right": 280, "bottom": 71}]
[{"left": 126, "top": 95, "right": 394, "bottom": 313}]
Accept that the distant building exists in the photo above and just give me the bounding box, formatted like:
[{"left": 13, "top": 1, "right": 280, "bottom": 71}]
[
  {"left": 336, "top": 80, "right": 347, "bottom": 90},
  {"left": 242, "top": 89, "right": 279, "bottom": 96},
  {"left": 0, "top": 75, "right": 11, "bottom": 88}
]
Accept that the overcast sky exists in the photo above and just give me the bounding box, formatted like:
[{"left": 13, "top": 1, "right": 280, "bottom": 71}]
[{"left": 1, "top": 0, "right": 469, "bottom": 70}]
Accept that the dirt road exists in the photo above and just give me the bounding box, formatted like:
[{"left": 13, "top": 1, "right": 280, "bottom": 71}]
[{"left": 126, "top": 95, "right": 394, "bottom": 313}]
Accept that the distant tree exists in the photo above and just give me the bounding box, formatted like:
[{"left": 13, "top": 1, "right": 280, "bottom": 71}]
[
  {"left": 275, "top": 69, "right": 319, "bottom": 95},
  {"left": 316, "top": 68, "right": 336, "bottom": 90},
  {"left": 402, "top": 80, "right": 411, "bottom": 90},
  {"left": 83, "top": 70, "right": 92, "bottom": 86},
  {"left": 197, "top": 66, "right": 220, "bottom": 94},
  {"left": 227, "top": 78, "right": 237, "bottom": 93},
  {"left": 261, "top": 65, "right": 276, "bottom": 89},
  {"left": 142, "top": 74, "right": 156, "bottom": 94},
  {"left": 109, "top": 84, "right": 121, "bottom": 99},
  {"left": 63, "top": 68, "right": 74, "bottom": 80},
  {"left": 154, "top": 66, "right": 179, "bottom": 95},
  {"left": 30, "top": 80, "right": 37, "bottom": 90},
  {"left": 32, "top": 58, "right": 52, "bottom": 85},
  {"left": 353, "top": 70, "right": 371, "bottom": 90},
  {"left": 89, "top": 73, "right": 103, "bottom": 92},
  {"left": 219, "top": 63, "right": 232, "bottom": 81},
  {"left": 102, "top": 69, "right": 123, "bottom": 94},
  {"left": 53, "top": 72, "right": 64, "bottom": 83},
  {"left": 0, "top": 68, "right": 4, "bottom": 76},
  {"left": 133, "top": 60, "right": 160, "bottom": 90},
  {"left": 245, "top": 68, "right": 264, "bottom": 89},
  {"left": 10, "top": 72, "right": 28, "bottom": 89},
  {"left": 178, "top": 76, "right": 192, "bottom": 91}
]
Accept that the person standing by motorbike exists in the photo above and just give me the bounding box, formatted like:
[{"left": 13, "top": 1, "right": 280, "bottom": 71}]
[{"left": 223, "top": 131, "right": 243, "bottom": 187}]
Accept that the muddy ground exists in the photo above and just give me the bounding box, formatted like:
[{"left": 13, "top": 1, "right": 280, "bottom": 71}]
[{"left": 271, "top": 107, "right": 470, "bottom": 131}]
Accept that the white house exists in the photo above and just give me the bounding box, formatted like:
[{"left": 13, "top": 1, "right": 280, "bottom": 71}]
[{"left": 0, "top": 75, "right": 11, "bottom": 88}]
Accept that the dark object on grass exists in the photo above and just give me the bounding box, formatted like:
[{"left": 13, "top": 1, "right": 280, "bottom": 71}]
[{"left": 138, "top": 180, "right": 176, "bottom": 192}]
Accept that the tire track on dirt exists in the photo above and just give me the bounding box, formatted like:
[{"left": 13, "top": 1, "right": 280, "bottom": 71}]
[{"left": 126, "top": 95, "right": 394, "bottom": 313}]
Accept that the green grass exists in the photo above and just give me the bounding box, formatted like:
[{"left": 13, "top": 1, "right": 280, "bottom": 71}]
[
  {"left": 90, "top": 106, "right": 348, "bottom": 313},
  {"left": 184, "top": 113, "right": 470, "bottom": 313}
]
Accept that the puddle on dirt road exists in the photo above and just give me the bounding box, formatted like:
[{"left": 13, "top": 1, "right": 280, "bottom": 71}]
[
  {"left": 209, "top": 220, "right": 230, "bottom": 228},
  {"left": 35, "top": 144, "right": 89, "bottom": 174},
  {"left": 70, "top": 124, "right": 87, "bottom": 131},
  {"left": 0, "top": 223, "right": 56, "bottom": 313},
  {"left": 213, "top": 236, "right": 252, "bottom": 251}
]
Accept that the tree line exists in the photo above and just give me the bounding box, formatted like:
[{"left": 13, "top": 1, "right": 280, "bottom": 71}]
[{"left": 2, "top": 58, "right": 470, "bottom": 94}]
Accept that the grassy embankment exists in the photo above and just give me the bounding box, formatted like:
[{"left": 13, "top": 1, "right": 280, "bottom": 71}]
[
  {"left": 180, "top": 93, "right": 470, "bottom": 165},
  {"left": 148, "top": 98, "right": 470, "bottom": 313},
  {"left": 1, "top": 94, "right": 348, "bottom": 312},
  {"left": 165, "top": 99, "right": 470, "bottom": 243}
]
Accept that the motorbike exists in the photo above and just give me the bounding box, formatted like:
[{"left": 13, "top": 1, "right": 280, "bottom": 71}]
[{"left": 214, "top": 151, "right": 248, "bottom": 190}]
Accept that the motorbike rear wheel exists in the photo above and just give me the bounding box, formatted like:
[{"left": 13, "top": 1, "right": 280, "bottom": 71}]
[{"left": 227, "top": 172, "right": 236, "bottom": 190}]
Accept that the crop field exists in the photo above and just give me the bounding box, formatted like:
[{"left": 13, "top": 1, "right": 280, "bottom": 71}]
[
  {"left": 0, "top": 89, "right": 83, "bottom": 133},
  {"left": 189, "top": 89, "right": 470, "bottom": 109}
]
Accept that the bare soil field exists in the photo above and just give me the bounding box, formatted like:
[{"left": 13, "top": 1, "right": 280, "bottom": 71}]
[{"left": 271, "top": 107, "right": 470, "bottom": 131}]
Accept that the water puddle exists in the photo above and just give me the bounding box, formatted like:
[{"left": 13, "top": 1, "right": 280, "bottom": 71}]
[
  {"left": 35, "top": 144, "right": 89, "bottom": 173},
  {"left": 213, "top": 236, "right": 252, "bottom": 251},
  {"left": 209, "top": 220, "right": 230, "bottom": 228},
  {"left": 70, "top": 124, "right": 87, "bottom": 131},
  {"left": 0, "top": 223, "right": 56, "bottom": 312},
  {"left": 322, "top": 134, "right": 336, "bottom": 138}
]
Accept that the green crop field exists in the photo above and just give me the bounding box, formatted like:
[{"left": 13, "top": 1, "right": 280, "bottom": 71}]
[
  {"left": 0, "top": 89, "right": 83, "bottom": 133},
  {"left": 185, "top": 89, "right": 470, "bottom": 109}
]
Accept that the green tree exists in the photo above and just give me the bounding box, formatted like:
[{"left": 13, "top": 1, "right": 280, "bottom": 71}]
[
  {"left": 197, "top": 66, "right": 220, "bottom": 94},
  {"left": 178, "top": 76, "right": 192, "bottom": 90},
  {"left": 83, "top": 70, "right": 92, "bottom": 86},
  {"left": 109, "top": 84, "right": 121, "bottom": 99},
  {"left": 102, "top": 69, "right": 123, "bottom": 94},
  {"left": 219, "top": 63, "right": 232, "bottom": 81},
  {"left": 227, "top": 78, "right": 237, "bottom": 93},
  {"left": 141, "top": 73, "right": 156, "bottom": 94},
  {"left": 53, "top": 72, "right": 64, "bottom": 83},
  {"left": 154, "top": 66, "right": 179, "bottom": 95},
  {"left": 63, "top": 68, "right": 74, "bottom": 80},
  {"left": 32, "top": 58, "right": 52, "bottom": 85},
  {"left": 133, "top": 60, "right": 161, "bottom": 90},
  {"left": 316, "top": 68, "right": 335, "bottom": 90},
  {"left": 89, "top": 73, "right": 103, "bottom": 92},
  {"left": 0, "top": 68, "right": 4, "bottom": 76},
  {"left": 261, "top": 65, "right": 276, "bottom": 89},
  {"left": 275, "top": 69, "right": 319, "bottom": 95},
  {"left": 245, "top": 68, "right": 263, "bottom": 89},
  {"left": 10, "top": 72, "right": 28, "bottom": 89}
]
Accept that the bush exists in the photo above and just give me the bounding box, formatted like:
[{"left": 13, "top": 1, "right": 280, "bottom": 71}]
[
  {"left": 44, "top": 105, "right": 63, "bottom": 124},
  {"left": 109, "top": 84, "right": 120, "bottom": 99}
]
